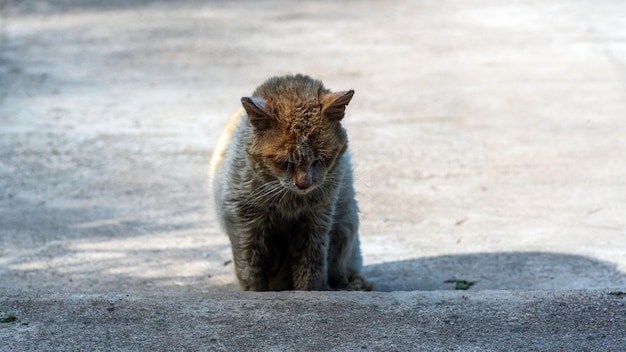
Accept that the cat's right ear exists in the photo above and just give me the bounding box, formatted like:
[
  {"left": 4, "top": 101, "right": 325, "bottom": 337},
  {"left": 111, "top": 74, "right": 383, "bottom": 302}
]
[{"left": 241, "top": 97, "right": 274, "bottom": 131}]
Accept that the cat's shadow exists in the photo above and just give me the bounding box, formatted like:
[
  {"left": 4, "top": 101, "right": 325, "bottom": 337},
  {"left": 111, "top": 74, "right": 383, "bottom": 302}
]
[{"left": 363, "top": 251, "right": 626, "bottom": 291}]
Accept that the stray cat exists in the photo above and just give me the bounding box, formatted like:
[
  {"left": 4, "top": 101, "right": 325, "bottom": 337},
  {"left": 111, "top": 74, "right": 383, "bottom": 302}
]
[{"left": 209, "top": 74, "right": 372, "bottom": 291}]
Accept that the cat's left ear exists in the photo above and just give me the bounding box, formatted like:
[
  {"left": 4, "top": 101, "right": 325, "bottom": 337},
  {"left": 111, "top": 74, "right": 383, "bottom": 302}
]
[{"left": 321, "top": 90, "right": 354, "bottom": 121}]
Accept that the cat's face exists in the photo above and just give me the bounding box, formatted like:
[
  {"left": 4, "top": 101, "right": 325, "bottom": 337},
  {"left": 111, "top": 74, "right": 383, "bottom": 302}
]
[
  {"left": 242, "top": 80, "right": 353, "bottom": 195},
  {"left": 250, "top": 116, "right": 347, "bottom": 195}
]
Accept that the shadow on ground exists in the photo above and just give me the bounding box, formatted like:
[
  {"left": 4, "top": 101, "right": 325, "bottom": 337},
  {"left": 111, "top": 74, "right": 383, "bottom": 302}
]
[
  {"left": 365, "top": 252, "right": 626, "bottom": 292},
  {"left": 4, "top": 0, "right": 204, "bottom": 15}
]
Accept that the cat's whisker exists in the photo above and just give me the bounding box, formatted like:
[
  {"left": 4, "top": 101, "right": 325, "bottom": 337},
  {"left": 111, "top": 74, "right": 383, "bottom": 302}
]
[
  {"left": 276, "top": 187, "right": 292, "bottom": 206},
  {"left": 251, "top": 182, "right": 283, "bottom": 205},
  {"left": 243, "top": 183, "right": 278, "bottom": 206},
  {"left": 263, "top": 185, "right": 286, "bottom": 207},
  {"left": 251, "top": 180, "right": 289, "bottom": 208}
]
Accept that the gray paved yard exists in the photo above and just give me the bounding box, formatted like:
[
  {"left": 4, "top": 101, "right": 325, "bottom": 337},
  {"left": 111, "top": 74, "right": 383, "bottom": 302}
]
[{"left": 1, "top": 0, "right": 625, "bottom": 350}]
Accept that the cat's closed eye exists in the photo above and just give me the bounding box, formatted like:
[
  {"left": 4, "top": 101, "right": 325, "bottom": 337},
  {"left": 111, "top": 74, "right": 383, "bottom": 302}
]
[
  {"left": 281, "top": 161, "right": 294, "bottom": 170},
  {"left": 312, "top": 159, "right": 325, "bottom": 168}
]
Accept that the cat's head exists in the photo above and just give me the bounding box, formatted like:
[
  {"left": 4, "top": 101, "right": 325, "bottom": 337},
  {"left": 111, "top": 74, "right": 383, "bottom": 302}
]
[{"left": 242, "top": 75, "right": 354, "bottom": 195}]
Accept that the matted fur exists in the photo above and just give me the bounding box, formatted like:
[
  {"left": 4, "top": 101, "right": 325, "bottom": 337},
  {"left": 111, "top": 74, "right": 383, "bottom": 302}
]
[{"left": 210, "top": 74, "right": 371, "bottom": 291}]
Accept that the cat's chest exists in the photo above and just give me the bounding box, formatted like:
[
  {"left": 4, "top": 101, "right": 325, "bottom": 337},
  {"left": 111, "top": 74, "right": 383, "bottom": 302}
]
[
  {"left": 264, "top": 209, "right": 327, "bottom": 239},
  {"left": 266, "top": 196, "right": 324, "bottom": 221},
  {"left": 239, "top": 192, "right": 332, "bottom": 232}
]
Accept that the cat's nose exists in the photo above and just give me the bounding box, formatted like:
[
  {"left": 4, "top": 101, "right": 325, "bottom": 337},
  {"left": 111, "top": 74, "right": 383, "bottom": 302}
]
[
  {"left": 295, "top": 172, "right": 313, "bottom": 190},
  {"left": 295, "top": 178, "right": 312, "bottom": 190}
]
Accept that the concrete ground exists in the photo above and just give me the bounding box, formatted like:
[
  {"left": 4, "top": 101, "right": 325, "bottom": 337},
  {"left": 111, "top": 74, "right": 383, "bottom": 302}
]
[{"left": 1, "top": 0, "right": 625, "bottom": 350}]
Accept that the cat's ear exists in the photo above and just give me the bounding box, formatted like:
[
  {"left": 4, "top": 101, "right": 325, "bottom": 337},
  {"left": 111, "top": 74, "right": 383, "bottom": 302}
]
[
  {"left": 241, "top": 96, "right": 274, "bottom": 131},
  {"left": 321, "top": 90, "right": 354, "bottom": 121}
]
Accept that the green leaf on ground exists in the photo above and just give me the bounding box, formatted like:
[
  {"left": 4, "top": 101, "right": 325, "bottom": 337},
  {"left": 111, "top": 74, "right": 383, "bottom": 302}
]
[
  {"left": 0, "top": 315, "right": 18, "bottom": 323},
  {"left": 444, "top": 279, "right": 475, "bottom": 290}
]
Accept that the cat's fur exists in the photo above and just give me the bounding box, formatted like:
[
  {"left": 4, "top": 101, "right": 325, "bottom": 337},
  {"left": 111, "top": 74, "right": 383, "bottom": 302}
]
[{"left": 210, "top": 74, "right": 371, "bottom": 291}]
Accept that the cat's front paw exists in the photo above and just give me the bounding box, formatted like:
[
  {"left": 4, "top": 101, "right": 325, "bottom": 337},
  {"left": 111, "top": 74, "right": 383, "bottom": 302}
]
[{"left": 345, "top": 275, "right": 374, "bottom": 291}]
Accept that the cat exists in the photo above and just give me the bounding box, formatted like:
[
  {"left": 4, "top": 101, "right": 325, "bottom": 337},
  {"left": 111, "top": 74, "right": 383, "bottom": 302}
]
[{"left": 209, "top": 74, "right": 372, "bottom": 291}]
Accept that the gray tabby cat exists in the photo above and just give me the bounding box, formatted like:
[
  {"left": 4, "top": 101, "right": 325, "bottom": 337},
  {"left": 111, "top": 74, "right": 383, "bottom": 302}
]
[{"left": 210, "top": 74, "right": 372, "bottom": 291}]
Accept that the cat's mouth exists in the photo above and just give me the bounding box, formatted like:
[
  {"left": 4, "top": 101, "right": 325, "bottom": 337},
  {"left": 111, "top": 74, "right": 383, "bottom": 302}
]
[{"left": 280, "top": 180, "right": 319, "bottom": 195}]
